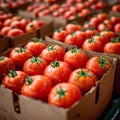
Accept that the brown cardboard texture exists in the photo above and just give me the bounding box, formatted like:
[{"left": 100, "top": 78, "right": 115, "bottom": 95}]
[
  {"left": 0, "top": 37, "right": 9, "bottom": 54},
  {"left": 0, "top": 41, "right": 117, "bottom": 120},
  {"left": 9, "top": 30, "right": 38, "bottom": 48}
]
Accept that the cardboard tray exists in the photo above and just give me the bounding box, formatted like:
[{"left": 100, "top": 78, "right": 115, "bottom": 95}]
[{"left": 0, "top": 39, "right": 117, "bottom": 120}]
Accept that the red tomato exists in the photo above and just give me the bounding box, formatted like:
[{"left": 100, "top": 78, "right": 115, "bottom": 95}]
[
  {"left": 0, "top": 26, "right": 11, "bottom": 36},
  {"left": 48, "top": 83, "right": 82, "bottom": 108},
  {"left": 2, "top": 70, "right": 27, "bottom": 94},
  {"left": 82, "top": 37, "right": 104, "bottom": 52},
  {"left": 21, "top": 75, "right": 53, "bottom": 101},
  {"left": 7, "top": 28, "right": 24, "bottom": 37},
  {"left": 0, "top": 56, "right": 15, "bottom": 80},
  {"left": 40, "top": 45, "right": 65, "bottom": 63},
  {"left": 110, "top": 16, "right": 120, "bottom": 25},
  {"left": 52, "top": 29, "right": 68, "bottom": 42},
  {"left": 25, "top": 38, "right": 47, "bottom": 56},
  {"left": 114, "top": 23, "right": 120, "bottom": 33},
  {"left": 112, "top": 4, "right": 120, "bottom": 12},
  {"left": 64, "top": 48, "right": 88, "bottom": 69},
  {"left": 85, "top": 56, "right": 111, "bottom": 79},
  {"left": 65, "top": 23, "right": 82, "bottom": 34},
  {"left": 97, "top": 13, "right": 108, "bottom": 21},
  {"left": 10, "top": 21, "right": 23, "bottom": 29},
  {"left": 64, "top": 32, "right": 84, "bottom": 48},
  {"left": 23, "top": 57, "right": 48, "bottom": 75},
  {"left": 10, "top": 47, "right": 32, "bottom": 69},
  {"left": 68, "top": 68, "right": 97, "bottom": 94},
  {"left": 44, "top": 60, "right": 72, "bottom": 85},
  {"left": 3, "top": 19, "right": 12, "bottom": 26},
  {"left": 100, "top": 31, "right": 117, "bottom": 41},
  {"left": 103, "top": 37, "right": 120, "bottom": 54}
]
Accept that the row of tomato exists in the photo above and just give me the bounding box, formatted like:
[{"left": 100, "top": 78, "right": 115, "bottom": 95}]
[
  {"left": 0, "top": 12, "right": 46, "bottom": 37},
  {"left": 0, "top": 38, "right": 112, "bottom": 108},
  {"left": 51, "top": 12, "right": 120, "bottom": 54}
]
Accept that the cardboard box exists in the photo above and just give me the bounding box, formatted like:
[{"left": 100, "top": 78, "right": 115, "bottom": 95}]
[
  {"left": 0, "top": 40, "right": 117, "bottom": 120},
  {"left": 0, "top": 37, "right": 9, "bottom": 54}
]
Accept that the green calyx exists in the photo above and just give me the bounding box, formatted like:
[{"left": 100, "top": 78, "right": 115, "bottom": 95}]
[
  {"left": 25, "top": 76, "right": 32, "bottom": 85},
  {"left": 56, "top": 28, "right": 62, "bottom": 33},
  {"left": 110, "top": 37, "right": 120, "bottom": 43},
  {"left": 8, "top": 70, "right": 17, "bottom": 78},
  {"left": 77, "top": 69, "right": 92, "bottom": 78},
  {"left": 30, "top": 57, "right": 43, "bottom": 63},
  {"left": 16, "top": 47, "right": 26, "bottom": 53},
  {"left": 48, "top": 45, "right": 55, "bottom": 51},
  {"left": 57, "top": 87, "right": 67, "bottom": 99},
  {"left": 98, "top": 56, "right": 110, "bottom": 70},
  {"left": 89, "top": 38, "right": 95, "bottom": 43},
  {"left": 71, "top": 47, "right": 79, "bottom": 53},
  {"left": 0, "top": 56, "right": 5, "bottom": 61},
  {"left": 32, "top": 38, "right": 43, "bottom": 43},
  {"left": 51, "top": 61, "right": 59, "bottom": 68}
]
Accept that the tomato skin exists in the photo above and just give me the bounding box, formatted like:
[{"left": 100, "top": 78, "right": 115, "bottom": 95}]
[
  {"left": 0, "top": 26, "right": 11, "bottom": 36},
  {"left": 2, "top": 70, "right": 27, "bottom": 94},
  {"left": 103, "top": 40, "right": 120, "bottom": 55},
  {"left": 25, "top": 38, "right": 47, "bottom": 56},
  {"left": 97, "top": 13, "right": 108, "bottom": 21},
  {"left": 112, "top": 4, "right": 120, "bottom": 12},
  {"left": 65, "top": 23, "right": 82, "bottom": 34},
  {"left": 82, "top": 37, "right": 104, "bottom": 52},
  {"left": 68, "top": 68, "right": 97, "bottom": 94},
  {"left": 21, "top": 75, "right": 53, "bottom": 101},
  {"left": 85, "top": 29, "right": 98, "bottom": 39},
  {"left": 40, "top": 45, "right": 65, "bottom": 63},
  {"left": 64, "top": 32, "right": 84, "bottom": 48},
  {"left": 7, "top": 28, "right": 24, "bottom": 37},
  {"left": 48, "top": 83, "right": 82, "bottom": 108},
  {"left": 23, "top": 57, "right": 48, "bottom": 75},
  {"left": 64, "top": 48, "right": 88, "bottom": 69},
  {"left": 52, "top": 29, "right": 68, "bottom": 42},
  {"left": 85, "top": 56, "right": 111, "bottom": 79},
  {"left": 10, "top": 47, "right": 32, "bottom": 69},
  {"left": 0, "top": 56, "right": 15, "bottom": 80},
  {"left": 44, "top": 61, "right": 72, "bottom": 85},
  {"left": 114, "top": 23, "right": 120, "bottom": 33}
]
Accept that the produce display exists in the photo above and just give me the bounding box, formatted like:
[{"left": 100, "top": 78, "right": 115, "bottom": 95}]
[{"left": 0, "top": 0, "right": 120, "bottom": 119}]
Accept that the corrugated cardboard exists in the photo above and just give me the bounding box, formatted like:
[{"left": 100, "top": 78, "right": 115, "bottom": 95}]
[{"left": 0, "top": 39, "right": 117, "bottom": 120}]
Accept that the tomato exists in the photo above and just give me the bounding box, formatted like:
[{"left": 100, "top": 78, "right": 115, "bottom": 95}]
[
  {"left": 100, "top": 31, "right": 117, "bottom": 41},
  {"left": 82, "top": 37, "right": 104, "bottom": 52},
  {"left": 85, "top": 28, "right": 98, "bottom": 39},
  {"left": 64, "top": 48, "right": 88, "bottom": 69},
  {"left": 0, "top": 26, "right": 11, "bottom": 36},
  {"left": 65, "top": 23, "right": 82, "bottom": 34},
  {"left": 25, "top": 38, "right": 47, "bottom": 56},
  {"left": 97, "top": 13, "right": 108, "bottom": 21},
  {"left": 10, "top": 21, "right": 23, "bottom": 29},
  {"left": 21, "top": 75, "right": 53, "bottom": 101},
  {"left": 23, "top": 57, "right": 48, "bottom": 75},
  {"left": 12, "top": 16, "right": 23, "bottom": 21},
  {"left": 2, "top": 70, "right": 27, "bottom": 94},
  {"left": 110, "top": 16, "right": 120, "bottom": 25},
  {"left": 25, "top": 21, "right": 39, "bottom": 32},
  {"left": 81, "top": 8, "right": 91, "bottom": 17},
  {"left": 7, "top": 28, "right": 24, "bottom": 37},
  {"left": 85, "top": 56, "right": 111, "bottom": 79},
  {"left": 52, "top": 28, "right": 68, "bottom": 42},
  {"left": 83, "top": 22, "right": 93, "bottom": 29},
  {"left": 112, "top": 4, "right": 120, "bottom": 12},
  {"left": 75, "top": 30, "right": 87, "bottom": 41},
  {"left": 48, "top": 83, "right": 82, "bottom": 108},
  {"left": 103, "top": 37, "right": 120, "bottom": 54},
  {"left": 44, "top": 60, "right": 72, "bottom": 85},
  {"left": 114, "top": 23, "right": 120, "bottom": 33},
  {"left": 0, "top": 56, "right": 15, "bottom": 80},
  {"left": 10, "top": 47, "right": 32, "bottom": 69},
  {"left": 64, "top": 32, "right": 84, "bottom": 48},
  {"left": 40, "top": 45, "right": 65, "bottom": 63},
  {"left": 68, "top": 68, "right": 97, "bottom": 94},
  {"left": 3, "top": 19, "right": 12, "bottom": 26},
  {"left": 96, "top": 1, "right": 107, "bottom": 9}
]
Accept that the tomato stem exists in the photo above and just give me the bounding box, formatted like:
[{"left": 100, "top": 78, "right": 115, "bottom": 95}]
[
  {"left": 48, "top": 45, "right": 55, "bottom": 51},
  {"left": 30, "top": 57, "right": 43, "bottom": 63},
  {"left": 32, "top": 38, "right": 43, "bottom": 43},
  {"left": 16, "top": 47, "right": 26, "bottom": 53},
  {"left": 51, "top": 61, "right": 59, "bottom": 68},
  {"left": 56, "top": 87, "right": 66, "bottom": 99},
  {"left": 77, "top": 69, "right": 92, "bottom": 78},
  {"left": 26, "top": 76, "right": 32, "bottom": 85},
  {"left": 89, "top": 38, "right": 95, "bottom": 43},
  {"left": 0, "top": 56, "right": 5, "bottom": 61},
  {"left": 71, "top": 47, "right": 78, "bottom": 53},
  {"left": 8, "top": 70, "right": 17, "bottom": 78}
]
